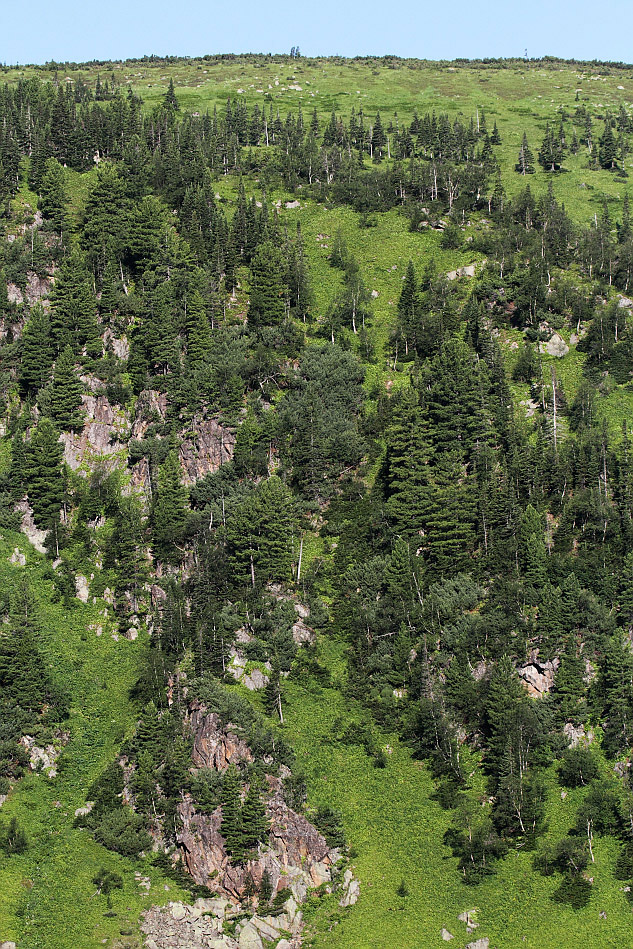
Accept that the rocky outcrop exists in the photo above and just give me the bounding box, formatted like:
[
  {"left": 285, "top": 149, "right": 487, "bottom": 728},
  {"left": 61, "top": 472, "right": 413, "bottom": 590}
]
[
  {"left": 447, "top": 263, "right": 477, "bottom": 281},
  {"left": 189, "top": 707, "right": 254, "bottom": 772},
  {"left": 15, "top": 500, "right": 48, "bottom": 554},
  {"left": 178, "top": 419, "right": 235, "bottom": 486},
  {"left": 564, "top": 722, "right": 594, "bottom": 747},
  {"left": 9, "top": 547, "right": 26, "bottom": 566},
  {"left": 141, "top": 896, "right": 303, "bottom": 949},
  {"left": 177, "top": 706, "right": 342, "bottom": 907},
  {"left": 518, "top": 655, "right": 559, "bottom": 697},
  {"left": 61, "top": 393, "right": 127, "bottom": 472},
  {"left": 338, "top": 868, "right": 360, "bottom": 907},
  {"left": 178, "top": 790, "right": 335, "bottom": 905},
  {"left": 129, "top": 393, "right": 234, "bottom": 490},
  {"left": 19, "top": 730, "right": 69, "bottom": 778}
]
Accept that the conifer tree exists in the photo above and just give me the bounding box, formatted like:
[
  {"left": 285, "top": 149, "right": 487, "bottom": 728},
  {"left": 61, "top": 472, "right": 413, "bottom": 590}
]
[
  {"left": 38, "top": 158, "right": 68, "bottom": 234},
  {"left": 50, "top": 249, "right": 101, "bottom": 357},
  {"left": 19, "top": 305, "right": 54, "bottom": 396},
  {"left": 185, "top": 289, "right": 212, "bottom": 368},
  {"left": 49, "top": 346, "right": 84, "bottom": 432},
  {"left": 220, "top": 763, "right": 244, "bottom": 859},
  {"left": 516, "top": 132, "right": 535, "bottom": 175},
  {"left": 226, "top": 477, "right": 294, "bottom": 588},
  {"left": 240, "top": 773, "right": 268, "bottom": 855},
  {"left": 384, "top": 390, "right": 432, "bottom": 537},
  {"left": 247, "top": 241, "right": 286, "bottom": 328},
  {"left": 599, "top": 119, "right": 618, "bottom": 170},
  {"left": 538, "top": 123, "right": 564, "bottom": 171},
  {"left": 25, "top": 417, "right": 64, "bottom": 533},
  {"left": 151, "top": 450, "right": 189, "bottom": 564}
]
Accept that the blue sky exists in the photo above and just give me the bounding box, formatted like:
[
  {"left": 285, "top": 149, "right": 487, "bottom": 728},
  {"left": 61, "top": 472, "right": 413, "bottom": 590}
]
[{"left": 3, "top": 0, "right": 633, "bottom": 65}]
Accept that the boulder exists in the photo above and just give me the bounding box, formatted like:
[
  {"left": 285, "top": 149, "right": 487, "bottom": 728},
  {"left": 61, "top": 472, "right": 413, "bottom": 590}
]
[
  {"left": 238, "top": 922, "right": 264, "bottom": 949},
  {"left": 458, "top": 909, "right": 479, "bottom": 929},
  {"left": 9, "top": 548, "right": 26, "bottom": 566},
  {"left": 243, "top": 668, "right": 269, "bottom": 691},
  {"left": 465, "top": 939, "right": 489, "bottom": 949},
  {"left": 75, "top": 574, "right": 90, "bottom": 603},
  {"left": 251, "top": 916, "right": 281, "bottom": 941},
  {"left": 441, "top": 930, "right": 454, "bottom": 941},
  {"left": 540, "top": 332, "right": 569, "bottom": 358}
]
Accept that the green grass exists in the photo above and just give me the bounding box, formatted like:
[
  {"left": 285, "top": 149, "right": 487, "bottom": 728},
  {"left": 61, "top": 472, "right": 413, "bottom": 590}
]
[
  {"left": 6, "top": 57, "right": 633, "bottom": 223},
  {"left": 281, "top": 638, "right": 633, "bottom": 949},
  {"left": 0, "top": 531, "right": 187, "bottom": 949}
]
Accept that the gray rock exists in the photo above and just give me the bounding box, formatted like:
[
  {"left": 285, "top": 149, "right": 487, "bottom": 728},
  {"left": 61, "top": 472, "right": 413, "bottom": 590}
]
[
  {"left": 9, "top": 548, "right": 26, "bottom": 566},
  {"left": 540, "top": 332, "right": 569, "bottom": 358},
  {"left": 251, "top": 916, "right": 281, "bottom": 941},
  {"left": 285, "top": 200, "right": 300, "bottom": 209},
  {"left": 465, "top": 939, "right": 489, "bottom": 949},
  {"left": 75, "top": 574, "right": 90, "bottom": 603},
  {"left": 238, "top": 922, "right": 264, "bottom": 949},
  {"left": 243, "top": 668, "right": 269, "bottom": 691},
  {"left": 1, "top": 942, "right": 17, "bottom": 949},
  {"left": 74, "top": 803, "right": 94, "bottom": 818},
  {"left": 16, "top": 500, "right": 48, "bottom": 553},
  {"left": 339, "top": 878, "right": 360, "bottom": 907},
  {"left": 170, "top": 901, "right": 187, "bottom": 920},
  {"left": 441, "top": 930, "right": 454, "bottom": 941}
]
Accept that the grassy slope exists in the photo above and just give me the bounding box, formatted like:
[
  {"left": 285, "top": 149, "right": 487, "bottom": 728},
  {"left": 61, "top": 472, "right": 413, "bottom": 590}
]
[
  {"left": 3, "top": 56, "right": 633, "bottom": 947},
  {"left": 7, "top": 56, "right": 633, "bottom": 222},
  {"left": 0, "top": 532, "right": 186, "bottom": 949},
  {"left": 283, "top": 643, "right": 633, "bottom": 949}
]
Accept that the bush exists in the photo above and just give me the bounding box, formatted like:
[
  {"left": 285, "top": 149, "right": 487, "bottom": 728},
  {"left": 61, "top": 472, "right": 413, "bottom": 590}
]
[
  {"left": 93, "top": 809, "right": 151, "bottom": 858},
  {"left": 0, "top": 816, "right": 27, "bottom": 854},
  {"left": 558, "top": 746, "right": 599, "bottom": 788}
]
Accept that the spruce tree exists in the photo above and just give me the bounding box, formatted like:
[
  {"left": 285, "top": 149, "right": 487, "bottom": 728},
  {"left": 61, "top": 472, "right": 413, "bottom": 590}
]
[
  {"left": 38, "top": 158, "right": 68, "bottom": 234},
  {"left": 220, "top": 763, "right": 244, "bottom": 860},
  {"left": 599, "top": 119, "right": 618, "bottom": 170},
  {"left": 19, "top": 305, "right": 54, "bottom": 396},
  {"left": 49, "top": 346, "right": 84, "bottom": 432},
  {"left": 247, "top": 241, "right": 287, "bottom": 328},
  {"left": 151, "top": 450, "right": 189, "bottom": 564},
  {"left": 538, "top": 123, "right": 564, "bottom": 171},
  {"left": 50, "top": 249, "right": 101, "bottom": 357},
  {"left": 240, "top": 774, "right": 268, "bottom": 855},
  {"left": 185, "top": 289, "right": 212, "bottom": 368},
  {"left": 516, "top": 132, "right": 535, "bottom": 175},
  {"left": 25, "top": 417, "right": 64, "bottom": 531},
  {"left": 384, "top": 389, "right": 432, "bottom": 537}
]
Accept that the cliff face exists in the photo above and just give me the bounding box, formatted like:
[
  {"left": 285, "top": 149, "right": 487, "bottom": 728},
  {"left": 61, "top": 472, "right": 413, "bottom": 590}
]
[{"left": 177, "top": 705, "right": 337, "bottom": 905}]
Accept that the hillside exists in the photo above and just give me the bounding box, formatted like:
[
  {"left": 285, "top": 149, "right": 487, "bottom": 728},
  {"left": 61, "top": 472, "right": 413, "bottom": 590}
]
[{"left": 1, "top": 54, "right": 633, "bottom": 949}]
